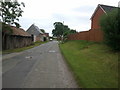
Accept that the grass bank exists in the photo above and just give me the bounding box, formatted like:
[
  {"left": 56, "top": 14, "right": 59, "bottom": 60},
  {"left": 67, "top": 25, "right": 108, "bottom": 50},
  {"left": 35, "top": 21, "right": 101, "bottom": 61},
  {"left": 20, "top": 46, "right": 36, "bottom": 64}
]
[
  {"left": 59, "top": 40, "right": 118, "bottom": 88},
  {"left": 3, "top": 41, "right": 48, "bottom": 54}
]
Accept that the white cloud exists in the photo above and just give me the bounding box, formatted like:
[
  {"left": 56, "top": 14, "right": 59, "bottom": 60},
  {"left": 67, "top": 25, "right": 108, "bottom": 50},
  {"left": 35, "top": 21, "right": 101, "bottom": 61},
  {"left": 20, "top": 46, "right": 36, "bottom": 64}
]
[{"left": 18, "top": 0, "right": 118, "bottom": 36}]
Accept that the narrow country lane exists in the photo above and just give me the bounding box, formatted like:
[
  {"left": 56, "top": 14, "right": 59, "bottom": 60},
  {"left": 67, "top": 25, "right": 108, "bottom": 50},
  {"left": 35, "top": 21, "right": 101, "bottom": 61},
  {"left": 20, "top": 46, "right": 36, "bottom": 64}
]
[{"left": 2, "top": 41, "right": 78, "bottom": 88}]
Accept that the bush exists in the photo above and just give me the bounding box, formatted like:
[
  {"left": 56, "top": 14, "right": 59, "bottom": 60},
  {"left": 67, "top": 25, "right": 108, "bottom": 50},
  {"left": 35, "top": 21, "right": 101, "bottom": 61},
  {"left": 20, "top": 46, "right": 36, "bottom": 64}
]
[{"left": 100, "top": 8, "right": 120, "bottom": 51}]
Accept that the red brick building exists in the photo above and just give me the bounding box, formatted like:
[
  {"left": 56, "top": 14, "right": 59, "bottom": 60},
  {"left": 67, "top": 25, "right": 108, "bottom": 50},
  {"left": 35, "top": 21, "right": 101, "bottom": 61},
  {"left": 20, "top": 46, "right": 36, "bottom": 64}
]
[
  {"left": 91, "top": 4, "right": 117, "bottom": 30},
  {"left": 68, "top": 4, "right": 117, "bottom": 42}
]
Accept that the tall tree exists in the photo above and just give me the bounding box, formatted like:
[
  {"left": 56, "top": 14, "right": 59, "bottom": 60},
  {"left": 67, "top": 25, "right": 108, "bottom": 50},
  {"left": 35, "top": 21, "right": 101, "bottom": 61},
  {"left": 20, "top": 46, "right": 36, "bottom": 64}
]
[
  {"left": 1, "top": 0, "right": 25, "bottom": 28},
  {"left": 40, "top": 29, "right": 45, "bottom": 33},
  {"left": 100, "top": 8, "right": 120, "bottom": 51},
  {"left": 52, "top": 22, "right": 77, "bottom": 41},
  {"left": 1, "top": 0, "right": 25, "bottom": 46},
  {"left": 69, "top": 29, "right": 77, "bottom": 34},
  {"left": 52, "top": 22, "right": 64, "bottom": 38}
]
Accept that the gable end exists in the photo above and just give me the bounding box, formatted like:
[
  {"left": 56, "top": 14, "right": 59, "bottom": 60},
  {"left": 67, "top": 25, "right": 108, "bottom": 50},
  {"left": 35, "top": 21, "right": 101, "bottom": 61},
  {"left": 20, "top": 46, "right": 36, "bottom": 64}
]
[{"left": 90, "top": 4, "right": 106, "bottom": 20}]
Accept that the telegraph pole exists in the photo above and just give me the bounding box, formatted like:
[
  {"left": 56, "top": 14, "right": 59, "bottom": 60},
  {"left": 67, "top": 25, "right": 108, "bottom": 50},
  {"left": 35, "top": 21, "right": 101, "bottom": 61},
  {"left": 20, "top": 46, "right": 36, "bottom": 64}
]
[
  {"left": 62, "top": 21, "right": 64, "bottom": 43},
  {"left": 118, "top": 1, "right": 120, "bottom": 7}
]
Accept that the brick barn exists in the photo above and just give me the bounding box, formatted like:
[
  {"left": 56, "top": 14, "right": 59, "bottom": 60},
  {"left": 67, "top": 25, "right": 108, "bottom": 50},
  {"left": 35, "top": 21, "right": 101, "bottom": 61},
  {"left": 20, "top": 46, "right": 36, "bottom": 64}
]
[{"left": 68, "top": 4, "right": 117, "bottom": 42}]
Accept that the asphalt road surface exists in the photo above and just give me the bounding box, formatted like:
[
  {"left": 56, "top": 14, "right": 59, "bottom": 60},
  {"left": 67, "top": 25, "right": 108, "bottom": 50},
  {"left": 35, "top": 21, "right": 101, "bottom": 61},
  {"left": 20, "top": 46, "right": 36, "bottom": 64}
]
[{"left": 2, "top": 41, "right": 78, "bottom": 88}]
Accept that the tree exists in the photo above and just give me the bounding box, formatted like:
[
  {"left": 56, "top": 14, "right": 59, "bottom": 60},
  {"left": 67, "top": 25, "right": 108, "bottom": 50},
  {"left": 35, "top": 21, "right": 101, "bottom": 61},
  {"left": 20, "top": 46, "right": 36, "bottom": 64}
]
[
  {"left": 52, "top": 22, "right": 71, "bottom": 41},
  {"left": 100, "top": 8, "right": 120, "bottom": 51},
  {"left": 1, "top": 0, "right": 25, "bottom": 28},
  {"left": 52, "top": 22, "right": 77, "bottom": 42},
  {"left": 40, "top": 29, "right": 45, "bottom": 33},
  {"left": 1, "top": 0, "right": 25, "bottom": 46},
  {"left": 69, "top": 29, "right": 77, "bottom": 34},
  {"left": 52, "top": 22, "right": 64, "bottom": 39}
]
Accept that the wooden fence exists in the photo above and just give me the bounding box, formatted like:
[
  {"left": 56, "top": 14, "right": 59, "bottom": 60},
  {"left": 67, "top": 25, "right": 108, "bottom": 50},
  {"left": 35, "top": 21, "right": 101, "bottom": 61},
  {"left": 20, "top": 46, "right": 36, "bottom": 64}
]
[
  {"left": 67, "top": 29, "right": 103, "bottom": 42},
  {"left": 2, "top": 34, "right": 33, "bottom": 50}
]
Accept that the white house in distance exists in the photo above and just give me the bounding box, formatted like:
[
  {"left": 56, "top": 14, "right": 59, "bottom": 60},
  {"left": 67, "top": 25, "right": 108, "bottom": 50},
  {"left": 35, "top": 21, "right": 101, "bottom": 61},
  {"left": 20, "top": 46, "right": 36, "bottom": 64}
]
[{"left": 27, "top": 24, "right": 49, "bottom": 42}]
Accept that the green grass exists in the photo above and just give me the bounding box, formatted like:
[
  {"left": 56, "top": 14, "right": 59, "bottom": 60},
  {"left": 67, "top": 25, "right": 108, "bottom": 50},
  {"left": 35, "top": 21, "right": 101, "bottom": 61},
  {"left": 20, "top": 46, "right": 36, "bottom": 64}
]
[
  {"left": 60, "top": 40, "right": 118, "bottom": 88},
  {"left": 3, "top": 41, "right": 48, "bottom": 54}
]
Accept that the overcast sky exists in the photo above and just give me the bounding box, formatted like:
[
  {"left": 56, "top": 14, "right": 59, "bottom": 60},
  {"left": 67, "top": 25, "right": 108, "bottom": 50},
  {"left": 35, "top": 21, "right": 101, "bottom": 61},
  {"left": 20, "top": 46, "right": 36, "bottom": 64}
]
[{"left": 18, "top": 0, "right": 119, "bottom": 36}]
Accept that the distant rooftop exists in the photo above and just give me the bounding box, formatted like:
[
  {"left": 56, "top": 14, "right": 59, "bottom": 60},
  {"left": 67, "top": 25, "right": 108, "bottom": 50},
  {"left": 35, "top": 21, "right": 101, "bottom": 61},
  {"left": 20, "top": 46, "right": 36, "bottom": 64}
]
[
  {"left": 27, "top": 24, "right": 44, "bottom": 36},
  {"left": 90, "top": 4, "right": 118, "bottom": 19},
  {"left": 99, "top": 4, "right": 118, "bottom": 13},
  {"left": 11, "top": 26, "right": 31, "bottom": 36},
  {"left": 33, "top": 24, "right": 43, "bottom": 34}
]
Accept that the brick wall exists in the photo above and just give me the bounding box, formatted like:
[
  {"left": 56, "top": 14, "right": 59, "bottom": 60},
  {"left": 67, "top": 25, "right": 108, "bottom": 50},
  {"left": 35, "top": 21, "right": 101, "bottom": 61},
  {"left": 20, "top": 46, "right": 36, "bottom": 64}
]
[
  {"left": 67, "top": 6, "right": 105, "bottom": 42},
  {"left": 91, "top": 6, "right": 105, "bottom": 30}
]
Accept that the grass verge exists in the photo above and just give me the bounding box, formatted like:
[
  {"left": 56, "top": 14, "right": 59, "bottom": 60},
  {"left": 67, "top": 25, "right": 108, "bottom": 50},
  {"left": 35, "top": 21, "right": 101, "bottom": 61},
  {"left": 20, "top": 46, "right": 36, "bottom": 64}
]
[
  {"left": 59, "top": 40, "right": 118, "bottom": 88},
  {"left": 3, "top": 41, "right": 48, "bottom": 54}
]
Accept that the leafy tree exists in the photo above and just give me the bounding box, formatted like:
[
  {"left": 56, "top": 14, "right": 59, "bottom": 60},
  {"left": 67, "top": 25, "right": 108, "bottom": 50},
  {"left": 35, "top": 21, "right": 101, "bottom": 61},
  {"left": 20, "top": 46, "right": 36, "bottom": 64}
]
[
  {"left": 52, "top": 22, "right": 64, "bottom": 38},
  {"left": 62, "top": 25, "right": 70, "bottom": 36},
  {"left": 1, "top": 0, "right": 25, "bottom": 28},
  {"left": 52, "top": 22, "right": 77, "bottom": 42},
  {"left": 70, "top": 29, "right": 77, "bottom": 34},
  {"left": 100, "top": 8, "right": 120, "bottom": 51},
  {"left": 40, "top": 29, "right": 45, "bottom": 33},
  {"left": 63, "top": 29, "right": 77, "bottom": 36},
  {"left": 1, "top": 0, "right": 25, "bottom": 45}
]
